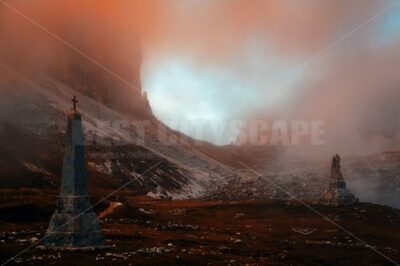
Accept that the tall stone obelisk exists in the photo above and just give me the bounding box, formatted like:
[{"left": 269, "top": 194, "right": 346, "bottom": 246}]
[{"left": 45, "top": 96, "right": 104, "bottom": 248}]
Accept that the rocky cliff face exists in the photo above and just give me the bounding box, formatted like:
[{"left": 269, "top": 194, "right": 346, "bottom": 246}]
[
  {"left": 47, "top": 46, "right": 152, "bottom": 118},
  {"left": 0, "top": 7, "right": 221, "bottom": 197}
]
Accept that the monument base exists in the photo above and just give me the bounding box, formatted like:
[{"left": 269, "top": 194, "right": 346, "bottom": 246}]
[
  {"left": 321, "top": 188, "right": 358, "bottom": 206},
  {"left": 45, "top": 213, "right": 104, "bottom": 248},
  {"left": 45, "top": 196, "right": 105, "bottom": 248}
]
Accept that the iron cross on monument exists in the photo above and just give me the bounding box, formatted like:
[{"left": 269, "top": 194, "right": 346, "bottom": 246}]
[{"left": 71, "top": 95, "right": 78, "bottom": 111}]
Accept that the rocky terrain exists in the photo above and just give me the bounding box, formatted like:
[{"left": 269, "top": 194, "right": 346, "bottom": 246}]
[
  {"left": 0, "top": 63, "right": 398, "bottom": 207},
  {"left": 0, "top": 195, "right": 400, "bottom": 265},
  {"left": 0, "top": 63, "right": 399, "bottom": 265},
  {"left": 211, "top": 151, "right": 400, "bottom": 209}
]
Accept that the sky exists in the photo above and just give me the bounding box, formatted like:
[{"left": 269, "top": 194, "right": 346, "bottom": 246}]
[
  {"left": 140, "top": 0, "right": 400, "bottom": 150},
  {"left": 0, "top": 0, "right": 400, "bottom": 156}
]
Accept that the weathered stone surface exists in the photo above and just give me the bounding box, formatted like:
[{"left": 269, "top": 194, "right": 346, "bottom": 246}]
[
  {"left": 322, "top": 154, "right": 358, "bottom": 205},
  {"left": 45, "top": 109, "right": 104, "bottom": 248}
]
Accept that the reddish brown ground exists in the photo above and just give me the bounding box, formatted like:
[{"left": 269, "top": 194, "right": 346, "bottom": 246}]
[{"left": 0, "top": 190, "right": 400, "bottom": 265}]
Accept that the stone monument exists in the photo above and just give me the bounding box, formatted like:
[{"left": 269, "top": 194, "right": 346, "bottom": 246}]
[
  {"left": 322, "top": 154, "right": 358, "bottom": 205},
  {"left": 45, "top": 96, "right": 104, "bottom": 249}
]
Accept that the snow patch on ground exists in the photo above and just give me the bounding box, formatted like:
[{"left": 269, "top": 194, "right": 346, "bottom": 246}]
[{"left": 146, "top": 169, "right": 215, "bottom": 200}]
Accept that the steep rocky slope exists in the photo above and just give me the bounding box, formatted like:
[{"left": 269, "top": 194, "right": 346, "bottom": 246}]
[
  {"left": 0, "top": 63, "right": 238, "bottom": 199},
  {"left": 0, "top": 63, "right": 398, "bottom": 208}
]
